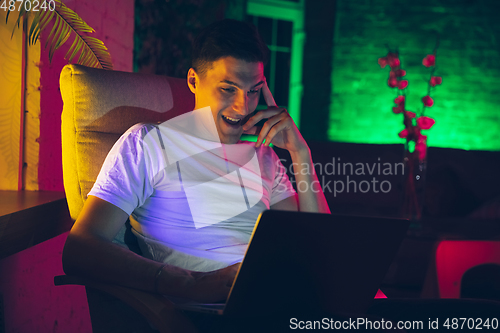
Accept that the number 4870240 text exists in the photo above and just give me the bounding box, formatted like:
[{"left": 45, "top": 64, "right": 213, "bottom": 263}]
[{"left": 1, "top": 0, "right": 56, "bottom": 12}]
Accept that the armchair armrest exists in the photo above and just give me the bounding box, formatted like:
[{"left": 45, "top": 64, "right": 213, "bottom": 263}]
[{"left": 54, "top": 275, "right": 199, "bottom": 333}]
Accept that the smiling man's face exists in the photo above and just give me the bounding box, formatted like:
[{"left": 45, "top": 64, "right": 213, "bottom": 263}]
[{"left": 188, "top": 56, "right": 265, "bottom": 144}]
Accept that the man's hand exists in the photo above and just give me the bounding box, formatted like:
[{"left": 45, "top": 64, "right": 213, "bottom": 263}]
[
  {"left": 178, "top": 263, "right": 241, "bottom": 303},
  {"left": 242, "top": 79, "right": 308, "bottom": 155},
  {"left": 242, "top": 80, "right": 331, "bottom": 214}
]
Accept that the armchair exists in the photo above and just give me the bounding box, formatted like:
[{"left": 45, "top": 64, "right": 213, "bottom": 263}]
[
  {"left": 57, "top": 64, "right": 198, "bottom": 332},
  {"left": 435, "top": 240, "right": 500, "bottom": 298}
]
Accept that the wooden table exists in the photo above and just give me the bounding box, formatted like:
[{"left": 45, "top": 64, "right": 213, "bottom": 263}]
[{"left": 0, "top": 190, "right": 73, "bottom": 259}]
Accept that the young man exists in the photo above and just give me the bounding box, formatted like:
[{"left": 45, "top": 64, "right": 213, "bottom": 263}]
[{"left": 62, "top": 19, "right": 329, "bottom": 303}]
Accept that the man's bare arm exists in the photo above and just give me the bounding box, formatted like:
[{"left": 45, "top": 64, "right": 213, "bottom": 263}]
[
  {"left": 270, "top": 149, "right": 330, "bottom": 213},
  {"left": 63, "top": 195, "right": 238, "bottom": 302},
  {"left": 289, "top": 148, "right": 331, "bottom": 213},
  {"left": 271, "top": 194, "right": 298, "bottom": 211}
]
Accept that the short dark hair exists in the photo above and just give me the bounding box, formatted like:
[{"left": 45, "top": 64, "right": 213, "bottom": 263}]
[{"left": 191, "top": 19, "right": 270, "bottom": 77}]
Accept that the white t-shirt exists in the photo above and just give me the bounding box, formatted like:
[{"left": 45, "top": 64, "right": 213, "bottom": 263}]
[{"left": 89, "top": 119, "right": 295, "bottom": 272}]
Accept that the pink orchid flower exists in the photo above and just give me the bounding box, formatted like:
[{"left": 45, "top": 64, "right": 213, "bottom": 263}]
[
  {"left": 388, "top": 57, "right": 400, "bottom": 69},
  {"left": 405, "top": 111, "right": 416, "bottom": 118},
  {"left": 378, "top": 57, "right": 388, "bottom": 68},
  {"left": 422, "top": 54, "right": 436, "bottom": 67},
  {"left": 430, "top": 76, "right": 442, "bottom": 87},
  {"left": 398, "top": 80, "right": 408, "bottom": 89},
  {"left": 394, "top": 96, "right": 405, "bottom": 104},
  {"left": 398, "top": 129, "right": 408, "bottom": 138},
  {"left": 393, "top": 105, "right": 404, "bottom": 114},
  {"left": 388, "top": 77, "right": 398, "bottom": 88},
  {"left": 417, "top": 116, "right": 435, "bottom": 130},
  {"left": 422, "top": 95, "right": 434, "bottom": 107},
  {"left": 394, "top": 69, "right": 406, "bottom": 77},
  {"left": 384, "top": 52, "right": 400, "bottom": 69}
]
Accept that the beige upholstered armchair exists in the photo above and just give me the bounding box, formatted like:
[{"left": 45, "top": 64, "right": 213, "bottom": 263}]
[
  {"left": 60, "top": 64, "right": 195, "bottom": 221},
  {"left": 56, "top": 64, "right": 198, "bottom": 333}
]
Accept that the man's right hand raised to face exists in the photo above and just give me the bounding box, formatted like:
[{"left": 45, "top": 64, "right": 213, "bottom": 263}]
[{"left": 243, "top": 79, "right": 309, "bottom": 155}]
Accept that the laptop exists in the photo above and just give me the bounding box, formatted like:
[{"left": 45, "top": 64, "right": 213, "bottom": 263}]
[{"left": 170, "top": 210, "right": 409, "bottom": 317}]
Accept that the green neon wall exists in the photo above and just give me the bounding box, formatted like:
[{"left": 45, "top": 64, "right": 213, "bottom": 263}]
[{"left": 329, "top": 0, "right": 500, "bottom": 151}]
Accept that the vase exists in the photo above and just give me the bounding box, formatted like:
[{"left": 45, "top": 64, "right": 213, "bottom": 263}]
[{"left": 402, "top": 139, "right": 427, "bottom": 221}]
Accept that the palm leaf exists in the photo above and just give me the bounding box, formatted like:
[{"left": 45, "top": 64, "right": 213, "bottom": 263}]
[
  {"left": 34, "top": 9, "right": 55, "bottom": 44},
  {"left": 28, "top": 11, "right": 42, "bottom": 44},
  {"left": 9, "top": 3, "right": 28, "bottom": 39},
  {"left": 6, "top": 0, "right": 113, "bottom": 70}
]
